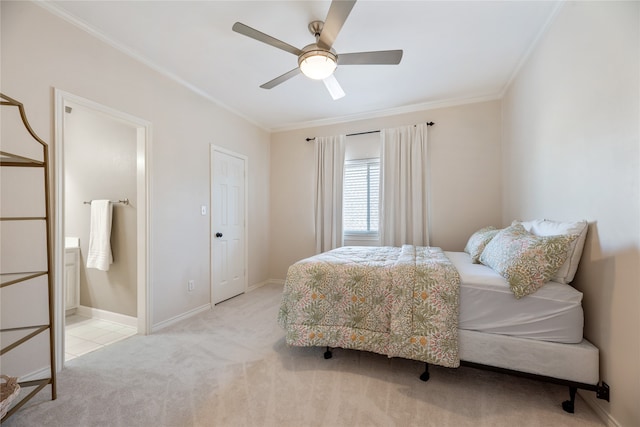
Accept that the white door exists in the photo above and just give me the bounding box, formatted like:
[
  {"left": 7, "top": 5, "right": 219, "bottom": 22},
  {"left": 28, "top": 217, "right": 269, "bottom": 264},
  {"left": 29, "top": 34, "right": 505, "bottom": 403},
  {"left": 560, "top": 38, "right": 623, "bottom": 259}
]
[{"left": 211, "top": 146, "right": 247, "bottom": 304}]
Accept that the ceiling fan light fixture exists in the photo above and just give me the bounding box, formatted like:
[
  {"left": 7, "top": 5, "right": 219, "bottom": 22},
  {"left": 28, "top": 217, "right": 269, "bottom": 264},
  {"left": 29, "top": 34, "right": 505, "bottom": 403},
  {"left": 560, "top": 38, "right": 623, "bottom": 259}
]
[{"left": 299, "top": 50, "right": 337, "bottom": 80}]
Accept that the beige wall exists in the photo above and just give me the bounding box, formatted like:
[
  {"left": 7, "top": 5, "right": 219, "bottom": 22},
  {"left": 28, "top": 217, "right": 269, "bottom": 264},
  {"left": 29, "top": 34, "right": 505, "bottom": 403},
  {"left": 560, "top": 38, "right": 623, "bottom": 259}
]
[
  {"left": 64, "top": 103, "right": 137, "bottom": 317},
  {"left": 502, "top": 2, "right": 639, "bottom": 425},
  {"left": 269, "top": 100, "right": 503, "bottom": 279},
  {"left": 1, "top": 0, "right": 271, "bottom": 376}
]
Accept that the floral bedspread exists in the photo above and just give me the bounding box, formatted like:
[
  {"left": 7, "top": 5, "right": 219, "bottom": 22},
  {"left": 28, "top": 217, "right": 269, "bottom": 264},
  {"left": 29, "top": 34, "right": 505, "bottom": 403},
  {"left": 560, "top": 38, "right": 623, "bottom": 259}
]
[{"left": 277, "top": 245, "right": 461, "bottom": 368}]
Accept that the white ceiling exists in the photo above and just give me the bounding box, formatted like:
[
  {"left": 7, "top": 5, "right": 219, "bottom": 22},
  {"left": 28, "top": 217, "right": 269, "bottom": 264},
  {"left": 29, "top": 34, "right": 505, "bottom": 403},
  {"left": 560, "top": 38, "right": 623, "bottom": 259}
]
[{"left": 42, "top": 1, "right": 560, "bottom": 131}]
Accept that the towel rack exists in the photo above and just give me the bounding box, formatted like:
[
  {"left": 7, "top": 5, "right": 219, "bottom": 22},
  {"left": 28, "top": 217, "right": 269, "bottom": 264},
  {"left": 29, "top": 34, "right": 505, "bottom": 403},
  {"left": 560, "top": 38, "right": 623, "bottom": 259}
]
[{"left": 83, "top": 198, "right": 130, "bottom": 205}]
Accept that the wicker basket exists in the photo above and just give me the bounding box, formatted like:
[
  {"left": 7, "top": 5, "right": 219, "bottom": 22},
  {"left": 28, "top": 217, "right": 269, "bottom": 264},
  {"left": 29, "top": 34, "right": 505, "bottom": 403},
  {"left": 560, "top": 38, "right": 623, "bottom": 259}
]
[{"left": 0, "top": 375, "right": 20, "bottom": 419}]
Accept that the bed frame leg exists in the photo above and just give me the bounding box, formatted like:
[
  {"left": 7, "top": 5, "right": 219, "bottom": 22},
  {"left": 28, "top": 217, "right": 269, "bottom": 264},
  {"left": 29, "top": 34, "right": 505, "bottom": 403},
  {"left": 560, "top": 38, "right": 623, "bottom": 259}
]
[
  {"left": 562, "top": 386, "right": 577, "bottom": 413},
  {"left": 323, "top": 347, "right": 333, "bottom": 359},
  {"left": 419, "top": 363, "right": 430, "bottom": 382}
]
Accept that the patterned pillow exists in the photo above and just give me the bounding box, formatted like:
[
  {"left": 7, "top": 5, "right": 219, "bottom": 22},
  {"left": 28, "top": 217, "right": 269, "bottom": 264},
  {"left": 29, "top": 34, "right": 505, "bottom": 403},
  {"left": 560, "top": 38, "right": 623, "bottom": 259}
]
[
  {"left": 512, "top": 219, "right": 588, "bottom": 284},
  {"left": 479, "top": 223, "right": 578, "bottom": 299},
  {"left": 464, "top": 226, "right": 500, "bottom": 263}
]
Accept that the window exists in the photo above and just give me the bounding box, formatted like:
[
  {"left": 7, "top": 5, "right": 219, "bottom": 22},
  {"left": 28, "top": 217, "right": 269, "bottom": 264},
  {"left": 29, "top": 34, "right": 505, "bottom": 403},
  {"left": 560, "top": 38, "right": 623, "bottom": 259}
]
[{"left": 343, "top": 158, "right": 380, "bottom": 235}]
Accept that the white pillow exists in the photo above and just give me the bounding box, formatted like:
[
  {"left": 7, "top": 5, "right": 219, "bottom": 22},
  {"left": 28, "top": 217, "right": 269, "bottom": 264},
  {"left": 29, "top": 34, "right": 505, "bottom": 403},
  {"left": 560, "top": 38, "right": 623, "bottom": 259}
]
[
  {"left": 512, "top": 219, "right": 588, "bottom": 284},
  {"left": 515, "top": 219, "right": 539, "bottom": 232}
]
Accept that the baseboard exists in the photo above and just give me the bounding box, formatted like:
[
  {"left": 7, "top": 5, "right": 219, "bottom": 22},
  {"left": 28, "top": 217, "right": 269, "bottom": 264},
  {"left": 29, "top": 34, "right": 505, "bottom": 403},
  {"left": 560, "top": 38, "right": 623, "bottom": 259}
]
[
  {"left": 579, "top": 390, "right": 620, "bottom": 427},
  {"left": 151, "top": 280, "right": 283, "bottom": 332},
  {"left": 246, "top": 280, "right": 267, "bottom": 293},
  {"left": 19, "top": 366, "right": 52, "bottom": 382},
  {"left": 76, "top": 305, "right": 137, "bottom": 328},
  {"left": 246, "top": 278, "right": 284, "bottom": 292},
  {"left": 151, "top": 303, "right": 211, "bottom": 333}
]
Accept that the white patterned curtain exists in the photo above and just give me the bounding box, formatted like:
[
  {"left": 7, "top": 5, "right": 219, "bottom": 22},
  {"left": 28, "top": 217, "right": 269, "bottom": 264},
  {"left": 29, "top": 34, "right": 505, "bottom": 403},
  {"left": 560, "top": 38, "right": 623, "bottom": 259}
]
[
  {"left": 314, "top": 135, "right": 346, "bottom": 253},
  {"left": 379, "top": 123, "right": 430, "bottom": 247}
]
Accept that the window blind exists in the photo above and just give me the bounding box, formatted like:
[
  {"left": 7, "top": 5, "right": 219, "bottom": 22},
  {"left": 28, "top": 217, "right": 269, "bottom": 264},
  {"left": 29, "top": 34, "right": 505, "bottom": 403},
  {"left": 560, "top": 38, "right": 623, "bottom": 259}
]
[{"left": 343, "top": 159, "right": 379, "bottom": 234}]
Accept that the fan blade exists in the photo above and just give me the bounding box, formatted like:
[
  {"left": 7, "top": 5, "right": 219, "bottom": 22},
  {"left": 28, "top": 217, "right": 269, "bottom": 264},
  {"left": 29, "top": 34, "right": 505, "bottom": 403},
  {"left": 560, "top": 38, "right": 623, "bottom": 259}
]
[
  {"left": 232, "top": 22, "right": 303, "bottom": 56},
  {"left": 260, "top": 68, "right": 302, "bottom": 89},
  {"left": 323, "top": 75, "right": 346, "bottom": 100},
  {"left": 318, "top": 0, "right": 357, "bottom": 50},
  {"left": 338, "top": 50, "right": 403, "bottom": 65}
]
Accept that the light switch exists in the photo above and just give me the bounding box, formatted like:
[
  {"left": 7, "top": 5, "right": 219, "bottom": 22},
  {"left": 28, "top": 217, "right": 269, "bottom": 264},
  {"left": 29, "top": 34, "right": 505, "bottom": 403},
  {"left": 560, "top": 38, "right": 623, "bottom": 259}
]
[{"left": 201, "top": 205, "right": 207, "bottom": 215}]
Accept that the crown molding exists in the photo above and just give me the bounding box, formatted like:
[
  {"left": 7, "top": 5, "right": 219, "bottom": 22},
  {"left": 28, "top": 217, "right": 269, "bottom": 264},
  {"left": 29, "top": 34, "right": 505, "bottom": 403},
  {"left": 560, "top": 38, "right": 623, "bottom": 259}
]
[
  {"left": 499, "top": 0, "right": 565, "bottom": 98},
  {"left": 269, "top": 93, "right": 502, "bottom": 133},
  {"left": 34, "top": 0, "right": 269, "bottom": 131}
]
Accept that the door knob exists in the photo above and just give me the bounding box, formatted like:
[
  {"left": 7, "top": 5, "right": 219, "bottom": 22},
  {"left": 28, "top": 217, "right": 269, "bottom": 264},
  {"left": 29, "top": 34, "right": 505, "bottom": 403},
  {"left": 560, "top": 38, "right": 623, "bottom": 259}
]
[{"left": 215, "top": 232, "right": 223, "bottom": 238}]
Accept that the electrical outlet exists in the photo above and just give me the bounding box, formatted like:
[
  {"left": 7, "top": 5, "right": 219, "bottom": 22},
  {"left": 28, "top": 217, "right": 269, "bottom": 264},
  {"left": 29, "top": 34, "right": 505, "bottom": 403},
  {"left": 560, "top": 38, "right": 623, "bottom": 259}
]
[{"left": 188, "top": 280, "right": 195, "bottom": 292}]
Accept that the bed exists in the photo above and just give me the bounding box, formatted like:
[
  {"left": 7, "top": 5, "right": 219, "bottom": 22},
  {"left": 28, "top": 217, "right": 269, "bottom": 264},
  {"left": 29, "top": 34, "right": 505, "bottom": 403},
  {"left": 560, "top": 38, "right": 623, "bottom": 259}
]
[{"left": 278, "top": 219, "right": 609, "bottom": 413}]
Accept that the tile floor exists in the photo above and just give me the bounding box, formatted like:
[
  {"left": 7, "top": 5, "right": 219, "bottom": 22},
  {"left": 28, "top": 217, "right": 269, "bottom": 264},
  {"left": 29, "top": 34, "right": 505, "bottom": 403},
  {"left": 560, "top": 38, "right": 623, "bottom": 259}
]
[{"left": 65, "top": 314, "right": 137, "bottom": 362}]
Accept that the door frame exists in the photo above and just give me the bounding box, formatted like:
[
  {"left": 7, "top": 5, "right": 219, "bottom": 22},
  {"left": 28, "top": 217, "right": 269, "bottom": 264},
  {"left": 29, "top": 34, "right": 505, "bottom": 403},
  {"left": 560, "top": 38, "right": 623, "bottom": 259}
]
[
  {"left": 209, "top": 145, "right": 248, "bottom": 306},
  {"left": 53, "top": 89, "right": 151, "bottom": 372}
]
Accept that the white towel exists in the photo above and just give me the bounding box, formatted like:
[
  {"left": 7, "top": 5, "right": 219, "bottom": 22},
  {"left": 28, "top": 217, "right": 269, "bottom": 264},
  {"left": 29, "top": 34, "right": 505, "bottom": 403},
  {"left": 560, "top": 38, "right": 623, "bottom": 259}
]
[{"left": 86, "top": 200, "right": 113, "bottom": 271}]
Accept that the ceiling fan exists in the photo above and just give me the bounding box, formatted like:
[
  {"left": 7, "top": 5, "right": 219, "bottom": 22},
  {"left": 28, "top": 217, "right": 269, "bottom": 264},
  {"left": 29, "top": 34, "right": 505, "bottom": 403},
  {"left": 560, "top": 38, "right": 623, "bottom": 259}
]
[{"left": 232, "top": 0, "right": 403, "bottom": 100}]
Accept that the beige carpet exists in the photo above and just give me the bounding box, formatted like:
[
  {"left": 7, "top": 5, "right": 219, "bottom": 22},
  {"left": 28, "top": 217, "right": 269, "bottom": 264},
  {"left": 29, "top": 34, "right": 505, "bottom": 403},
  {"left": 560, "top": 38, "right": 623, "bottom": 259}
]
[{"left": 4, "top": 283, "right": 603, "bottom": 427}]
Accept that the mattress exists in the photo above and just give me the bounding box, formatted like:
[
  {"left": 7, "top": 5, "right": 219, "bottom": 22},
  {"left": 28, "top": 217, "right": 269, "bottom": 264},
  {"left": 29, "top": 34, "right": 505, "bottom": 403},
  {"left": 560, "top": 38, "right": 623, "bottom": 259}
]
[{"left": 445, "top": 251, "right": 584, "bottom": 343}]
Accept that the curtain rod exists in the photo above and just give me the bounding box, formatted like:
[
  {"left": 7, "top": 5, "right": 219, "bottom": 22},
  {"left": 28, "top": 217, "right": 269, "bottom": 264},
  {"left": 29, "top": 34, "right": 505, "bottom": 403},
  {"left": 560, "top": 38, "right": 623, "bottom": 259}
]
[{"left": 305, "top": 122, "right": 434, "bottom": 142}]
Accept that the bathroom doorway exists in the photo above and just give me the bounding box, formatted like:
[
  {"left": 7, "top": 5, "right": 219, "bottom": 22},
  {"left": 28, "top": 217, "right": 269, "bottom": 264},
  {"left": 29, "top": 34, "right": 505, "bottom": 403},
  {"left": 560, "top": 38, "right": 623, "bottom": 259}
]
[{"left": 53, "top": 90, "right": 150, "bottom": 371}]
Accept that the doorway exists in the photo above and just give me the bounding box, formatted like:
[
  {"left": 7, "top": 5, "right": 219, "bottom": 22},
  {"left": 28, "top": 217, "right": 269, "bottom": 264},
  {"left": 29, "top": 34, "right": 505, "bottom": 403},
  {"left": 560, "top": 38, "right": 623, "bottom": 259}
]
[
  {"left": 53, "top": 90, "right": 150, "bottom": 372},
  {"left": 210, "top": 145, "right": 247, "bottom": 304}
]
